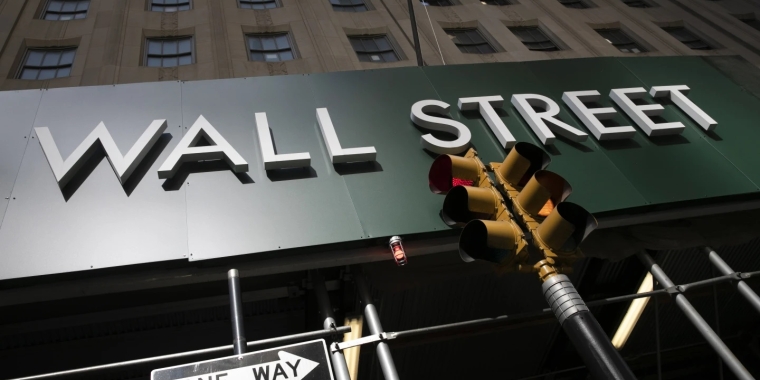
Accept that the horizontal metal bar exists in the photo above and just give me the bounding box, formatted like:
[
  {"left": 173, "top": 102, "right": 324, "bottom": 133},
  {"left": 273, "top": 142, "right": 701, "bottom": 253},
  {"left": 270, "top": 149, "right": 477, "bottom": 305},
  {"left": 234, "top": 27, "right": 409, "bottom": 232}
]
[
  {"left": 334, "top": 333, "right": 388, "bottom": 352},
  {"left": 4, "top": 326, "right": 351, "bottom": 380}
]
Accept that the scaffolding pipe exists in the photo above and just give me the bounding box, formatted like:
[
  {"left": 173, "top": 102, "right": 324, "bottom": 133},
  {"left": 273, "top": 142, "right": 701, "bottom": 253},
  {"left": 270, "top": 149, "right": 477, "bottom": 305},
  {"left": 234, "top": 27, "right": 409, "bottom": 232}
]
[
  {"left": 706, "top": 246, "right": 760, "bottom": 315},
  {"left": 227, "top": 269, "right": 247, "bottom": 355},
  {"left": 355, "top": 268, "right": 400, "bottom": 380},
  {"left": 637, "top": 252, "right": 754, "bottom": 380},
  {"left": 311, "top": 270, "right": 352, "bottom": 380}
]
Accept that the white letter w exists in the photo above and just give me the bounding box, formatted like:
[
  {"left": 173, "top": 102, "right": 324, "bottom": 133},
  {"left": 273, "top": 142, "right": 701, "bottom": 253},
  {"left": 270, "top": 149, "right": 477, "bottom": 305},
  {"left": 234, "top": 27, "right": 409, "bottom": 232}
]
[{"left": 35, "top": 120, "right": 167, "bottom": 189}]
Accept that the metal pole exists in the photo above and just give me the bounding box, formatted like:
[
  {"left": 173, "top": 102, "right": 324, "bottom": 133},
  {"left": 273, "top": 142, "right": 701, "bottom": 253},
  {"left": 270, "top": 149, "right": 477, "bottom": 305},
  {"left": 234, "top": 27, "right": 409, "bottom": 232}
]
[
  {"left": 542, "top": 274, "right": 636, "bottom": 380},
  {"left": 228, "top": 269, "right": 247, "bottom": 355},
  {"left": 354, "top": 268, "right": 400, "bottom": 380},
  {"left": 406, "top": 0, "right": 423, "bottom": 66},
  {"left": 706, "top": 246, "right": 760, "bottom": 314},
  {"left": 311, "top": 270, "right": 352, "bottom": 380},
  {"left": 5, "top": 326, "right": 351, "bottom": 380},
  {"left": 638, "top": 252, "right": 754, "bottom": 380}
]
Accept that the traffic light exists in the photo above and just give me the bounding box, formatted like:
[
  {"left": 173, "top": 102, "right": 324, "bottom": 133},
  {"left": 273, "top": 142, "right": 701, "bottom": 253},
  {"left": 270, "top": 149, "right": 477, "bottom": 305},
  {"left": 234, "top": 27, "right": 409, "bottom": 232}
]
[
  {"left": 429, "top": 148, "right": 527, "bottom": 269},
  {"left": 426, "top": 141, "right": 634, "bottom": 380},
  {"left": 428, "top": 148, "right": 489, "bottom": 194}
]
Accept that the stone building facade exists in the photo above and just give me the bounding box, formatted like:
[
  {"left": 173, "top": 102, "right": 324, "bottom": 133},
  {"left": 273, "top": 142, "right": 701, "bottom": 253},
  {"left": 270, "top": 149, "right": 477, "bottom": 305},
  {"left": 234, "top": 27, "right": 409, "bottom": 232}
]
[{"left": 0, "top": 0, "right": 760, "bottom": 91}]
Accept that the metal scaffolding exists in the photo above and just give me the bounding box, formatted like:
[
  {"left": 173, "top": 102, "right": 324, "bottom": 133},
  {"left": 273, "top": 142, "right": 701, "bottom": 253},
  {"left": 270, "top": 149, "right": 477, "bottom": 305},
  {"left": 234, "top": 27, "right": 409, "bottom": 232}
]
[{"left": 6, "top": 249, "right": 760, "bottom": 380}]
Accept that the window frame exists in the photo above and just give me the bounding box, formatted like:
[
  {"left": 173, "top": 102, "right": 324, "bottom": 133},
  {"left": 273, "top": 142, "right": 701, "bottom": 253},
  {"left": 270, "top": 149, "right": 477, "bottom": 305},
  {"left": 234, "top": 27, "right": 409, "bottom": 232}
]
[
  {"left": 144, "top": 36, "right": 195, "bottom": 68},
  {"left": 444, "top": 28, "right": 497, "bottom": 54},
  {"left": 662, "top": 26, "right": 712, "bottom": 50},
  {"left": 596, "top": 28, "right": 647, "bottom": 53},
  {"left": 245, "top": 32, "right": 298, "bottom": 62},
  {"left": 348, "top": 35, "right": 401, "bottom": 63},
  {"left": 740, "top": 17, "right": 760, "bottom": 32},
  {"left": 421, "top": 0, "right": 455, "bottom": 6},
  {"left": 41, "top": 0, "right": 90, "bottom": 21},
  {"left": 510, "top": 27, "right": 560, "bottom": 52},
  {"left": 238, "top": 0, "right": 280, "bottom": 10},
  {"left": 558, "top": 0, "right": 590, "bottom": 9},
  {"left": 330, "top": 0, "right": 370, "bottom": 12},
  {"left": 17, "top": 47, "right": 77, "bottom": 80},
  {"left": 149, "top": 0, "right": 192, "bottom": 12},
  {"left": 622, "top": 0, "right": 653, "bottom": 8},
  {"left": 480, "top": 0, "right": 513, "bottom": 5}
]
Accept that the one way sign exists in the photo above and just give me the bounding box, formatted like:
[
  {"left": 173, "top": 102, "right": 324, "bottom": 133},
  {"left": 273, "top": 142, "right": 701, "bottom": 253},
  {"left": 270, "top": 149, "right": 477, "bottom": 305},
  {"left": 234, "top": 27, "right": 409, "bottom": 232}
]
[{"left": 151, "top": 340, "right": 334, "bottom": 380}]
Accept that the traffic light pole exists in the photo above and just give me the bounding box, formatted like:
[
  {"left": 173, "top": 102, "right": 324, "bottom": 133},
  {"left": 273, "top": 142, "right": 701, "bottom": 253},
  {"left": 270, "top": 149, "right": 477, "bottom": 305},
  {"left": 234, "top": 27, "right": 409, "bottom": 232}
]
[
  {"left": 541, "top": 271, "right": 636, "bottom": 380},
  {"left": 638, "top": 252, "right": 754, "bottom": 380}
]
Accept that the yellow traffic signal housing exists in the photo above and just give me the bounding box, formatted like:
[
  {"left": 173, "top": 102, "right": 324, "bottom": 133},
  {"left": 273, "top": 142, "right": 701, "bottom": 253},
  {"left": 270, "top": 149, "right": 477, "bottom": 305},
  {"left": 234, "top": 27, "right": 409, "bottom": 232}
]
[
  {"left": 441, "top": 186, "right": 504, "bottom": 227},
  {"left": 459, "top": 219, "right": 528, "bottom": 269},
  {"left": 428, "top": 148, "right": 490, "bottom": 194},
  {"left": 534, "top": 202, "right": 598, "bottom": 266}
]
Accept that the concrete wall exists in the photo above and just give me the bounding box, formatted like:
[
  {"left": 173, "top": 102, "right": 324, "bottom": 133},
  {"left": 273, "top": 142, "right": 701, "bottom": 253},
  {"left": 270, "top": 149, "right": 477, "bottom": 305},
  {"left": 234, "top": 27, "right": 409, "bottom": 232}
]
[{"left": 0, "top": 0, "right": 759, "bottom": 90}]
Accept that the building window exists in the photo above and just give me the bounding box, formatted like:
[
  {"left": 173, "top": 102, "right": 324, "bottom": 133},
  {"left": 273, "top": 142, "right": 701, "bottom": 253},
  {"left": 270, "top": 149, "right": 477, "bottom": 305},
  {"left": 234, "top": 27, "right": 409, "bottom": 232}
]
[
  {"left": 349, "top": 35, "right": 400, "bottom": 62},
  {"left": 421, "top": 0, "right": 454, "bottom": 6},
  {"left": 741, "top": 17, "right": 760, "bottom": 31},
  {"left": 145, "top": 37, "right": 193, "bottom": 67},
  {"left": 481, "top": 0, "right": 512, "bottom": 4},
  {"left": 330, "top": 0, "right": 368, "bottom": 12},
  {"left": 247, "top": 33, "right": 295, "bottom": 62},
  {"left": 239, "top": 0, "right": 279, "bottom": 9},
  {"left": 510, "top": 27, "right": 560, "bottom": 51},
  {"left": 18, "top": 48, "right": 76, "bottom": 80},
  {"left": 445, "top": 29, "right": 496, "bottom": 54},
  {"left": 558, "top": 0, "right": 589, "bottom": 8},
  {"left": 597, "top": 29, "right": 646, "bottom": 53},
  {"left": 42, "top": 0, "right": 90, "bottom": 20},
  {"left": 150, "top": 0, "right": 191, "bottom": 12},
  {"left": 663, "top": 27, "right": 712, "bottom": 50},
  {"left": 622, "top": 0, "right": 652, "bottom": 7}
]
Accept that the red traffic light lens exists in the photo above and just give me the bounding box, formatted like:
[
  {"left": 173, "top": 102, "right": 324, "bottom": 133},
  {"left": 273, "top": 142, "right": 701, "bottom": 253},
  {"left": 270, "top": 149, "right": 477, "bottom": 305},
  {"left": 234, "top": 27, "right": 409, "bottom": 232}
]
[{"left": 429, "top": 155, "right": 455, "bottom": 194}]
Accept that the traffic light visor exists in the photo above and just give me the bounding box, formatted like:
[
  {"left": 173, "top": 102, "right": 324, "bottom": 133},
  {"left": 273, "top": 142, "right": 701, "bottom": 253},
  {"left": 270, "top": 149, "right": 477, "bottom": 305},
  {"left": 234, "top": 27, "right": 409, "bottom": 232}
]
[
  {"left": 497, "top": 142, "right": 551, "bottom": 187},
  {"left": 429, "top": 154, "right": 481, "bottom": 194},
  {"left": 515, "top": 170, "right": 572, "bottom": 218},
  {"left": 441, "top": 186, "right": 498, "bottom": 226},
  {"left": 536, "top": 202, "right": 598, "bottom": 252},
  {"left": 459, "top": 220, "right": 521, "bottom": 264}
]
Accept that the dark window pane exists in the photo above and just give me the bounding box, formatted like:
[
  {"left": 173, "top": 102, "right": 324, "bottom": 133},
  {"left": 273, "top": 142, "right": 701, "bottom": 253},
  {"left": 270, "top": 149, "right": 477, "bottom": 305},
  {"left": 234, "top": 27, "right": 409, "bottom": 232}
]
[
  {"left": 48, "top": 1, "right": 63, "bottom": 11},
  {"left": 59, "top": 50, "right": 75, "bottom": 65},
  {"left": 44, "top": 13, "right": 59, "bottom": 20},
  {"left": 362, "top": 38, "right": 378, "bottom": 52},
  {"left": 148, "top": 41, "right": 162, "bottom": 55},
  {"left": 56, "top": 67, "right": 71, "bottom": 77},
  {"left": 279, "top": 50, "right": 294, "bottom": 61},
  {"left": 264, "top": 53, "right": 279, "bottom": 61},
  {"left": 262, "top": 37, "right": 276, "bottom": 50},
  {"left": 163, "top": 57, "right": 178, "bottom": 67},
  {"left": 375, "top": 37, "right": 390, "bottom": 50},
  {"left": 77, "top": 1, "right": 89, "bottom": 11},
  {"left": 147, "top": 57, "right": 161, "bottom": 67},
  {"left": 42, "top": 52, "right": 61, "bottom": 66},
  {"left": 60, "top": 14, "right": 74, "bottom": 20},
  {"left": 178, "top": 4, "right": 190, "bottom": 10},
  {"left": 559, "top": 0, "right": 588, "bottom": 8},
  {"left": 249, "top": 37, "right": 262, "bottom": 50},
  {"left": 381, "top": 51, "right": 398, "bottom": 61},
  {"left": 178, "top": 39, "right": 192, "bottom": 53},
  {"left": 250, "top": 52, "right": 264, "bottom": 61},
  {"left": 20, "top": 69, "right": 39, "bottom": 80},
  {"left": 154, "top": 0, "right": 165, "bottom": 3},
  {"left": 74, "top": 13, "right": 86, "bottom": 19},
  {"left": 164, "top": 41, "right": 178, "bottom": 55},
  {"left": 275, "top": 35, "right": 290, "bottom": 49},
  {"left": 38, "top": 69, "right": 56, "bottom": 80},
  {"left": 478, "top": 44, "right": 495, "bottom": 54},
  {"left": 26, "top": 51, "right": 44, "bottom": 66},
  {"left": 350, "top": 39, "right": 364, "bottom": 52},
  {"left": 61, "top": 2, "right": 76, "bottom": 11},
  {"left": 178, "top": 55, "right": 192, "bottom": 65}
]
